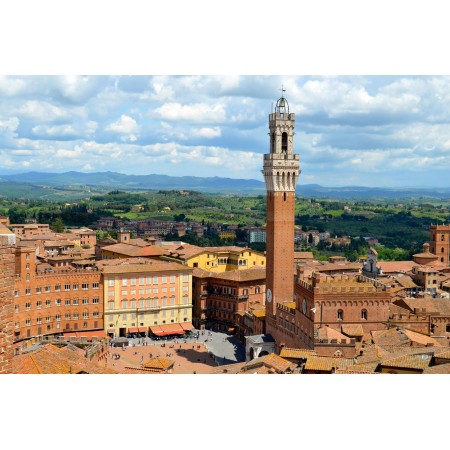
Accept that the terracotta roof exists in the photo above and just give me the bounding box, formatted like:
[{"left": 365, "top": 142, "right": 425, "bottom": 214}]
[
  {"left": 394, "top": 297, "right": 450, "bottom": 315},
  {"left": 243, "top": 353, "right": 296, "bottom": 373},
  {"left": 378, "top": 261, "right": 416, "bottom": 274},
  {"left": 341, "top": 324, "right": 364, "bottom": 337},
  {"left": 304, "top": 356, "right": 354, "bottom": 372},
  {"left": 209, "top": 267, "right": 266, "bottom": 282},
  {"left": 423, "top": 363, "right": 450, "bottom": 374},
  {"left": 12, "top": 343, "right": 118, "bottom": 374},
  {"left": 251, "top": 309, "right": 266, "bottom": 318},
  {"left": 99, "top": 259, "right": 192, "bottom": 274},
  {"left": 211, "top": 362, "right": 246, "bottom": 374},
  {"left": 395, "top": 275, "right": 419, "bottom": 289},
  {"left": 317, "top": 326, "right": 350, "bottom": 342},
  {"left": 143, "top": 357, "right": 175, "bottom": 371},
  {"left": 279, "top": 348, "right": 317, "bottom": 359},
  {"left": 294, "top": 252, "right": 314, "bottom": 260},
  {"left": 381, "top": 353, "right": 432, "bottom": 371},
  {"left": 101, "top": 243, "right": 167, "bottom": 257},
  {"left": 402, "top": 329, "right": 444, "bottom": 347}
]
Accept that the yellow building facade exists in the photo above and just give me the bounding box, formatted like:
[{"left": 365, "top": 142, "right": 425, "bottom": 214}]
[{"left": 163, "top": 246, "right": 266, "bottom": 273}]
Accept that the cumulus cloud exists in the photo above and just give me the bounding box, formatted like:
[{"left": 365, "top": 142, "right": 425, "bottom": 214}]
[
  {"left": 153, "top": 102, "right": 226, "bottom": 123},
  {"left": 105, "top": 114, "right": 140, "bottom": 142}
]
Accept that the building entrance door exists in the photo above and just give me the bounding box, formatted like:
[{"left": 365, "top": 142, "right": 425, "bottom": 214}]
[{"left": 119, "top": 328, "right": 126, "bottom": 337}]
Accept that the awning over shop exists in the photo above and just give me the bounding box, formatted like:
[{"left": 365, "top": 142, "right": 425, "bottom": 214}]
[
  {"left": 159, "top": 323, "right": 185, "bottom": 334},
  {"left": 180, "top": 322, "right": 195, "bottom": 331},
  {"left": 149, "top": 324, "right": 185, "bottom": 336},
  {"left": 128, "top": 327, "right": 139, "bottom": 333}
]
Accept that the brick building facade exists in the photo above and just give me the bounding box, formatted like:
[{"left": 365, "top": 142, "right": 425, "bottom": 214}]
[{"left": 0, "top": 231, "right": 16, "bottom": 374}]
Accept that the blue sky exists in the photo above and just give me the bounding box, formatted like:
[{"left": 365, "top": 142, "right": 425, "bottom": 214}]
[{"left": 2, "top": 75, "right": 450, "bottom": 187}]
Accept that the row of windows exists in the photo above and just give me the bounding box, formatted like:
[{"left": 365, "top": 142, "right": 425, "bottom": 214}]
[
  {"left": 107, "top": 296, "right": 190, "bottom": 310},
  {"left": 15, "top": 297, "right": 99, "bottom": 312},
  {"left": 337, "top": 309, "right": 368, "bottom": 320},
  {"left": 16, "top": 282, "right": 99, "bottom": 295},
  {"left": 20, "top": 311, "right": 98, "bottom": 326},
  {"left": 108, "top": 317, "right": 190, "bottom": 328},
  {"left": 109, "top": 275, "right": 188, "bottom": 287}
]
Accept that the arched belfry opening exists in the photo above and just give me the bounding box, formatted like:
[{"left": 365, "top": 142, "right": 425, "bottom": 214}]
[
  {"left": 271, "top": 132, "right": 276, "bottom": 153},
  {"left": 282, "top": 132, "right": 288, "bottom": 153}
]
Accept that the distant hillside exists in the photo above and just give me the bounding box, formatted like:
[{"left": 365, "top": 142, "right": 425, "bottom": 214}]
[
  {"left": 2, "top": 171, "right": 450, "bottom": 199},
  {"left": 0, "top": 171, "right": 266, "bottom": 194}
]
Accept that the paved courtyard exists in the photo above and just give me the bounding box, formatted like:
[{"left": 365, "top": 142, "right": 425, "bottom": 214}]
[{"left": 103, "top": 329, "right": 246, "bottom": 374}]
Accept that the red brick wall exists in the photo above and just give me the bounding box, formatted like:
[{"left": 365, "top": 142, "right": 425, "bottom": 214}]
[
  {"left": 0, "top": 237, "right": 15, "bottom": 374},
  {"left": 266, "top": 191, "right": 296, "bottom": 320}
]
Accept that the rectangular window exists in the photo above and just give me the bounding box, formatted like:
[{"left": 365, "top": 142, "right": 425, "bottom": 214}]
[
  {"left": 64, "top": 284, "right": 71, "bottom": 291},
  {"left": 146, "top": 288, "right": 151, "bottom": 294},
  {"left": 73, "top": 284, "right": 79, "bottom": 290},
  {"left": 139, "top": 277, "right": 145, "bottom": 285},
  {"left": 82, "top": 283, "right": 89, "bottom": 290},
  {"left": 183, "top": 275, "right": 189, "bottom": 282},
  {"left": 36, "top": 287, "right": 41, "bottom": 294},
  {"left": 83, "top": 312, "right": 89, "bottom": 319},
  {"left": 146, "top": 299, "right": 151, "bottom": 308},
  {"left": 108, "top": 301, "right": 114, "bottom": 310},
  {"left": 82, "top": 298, "right": 89, "bottom": 305},
  {"left": 65, "top": 299, "right": 71, "bottom": 306},
  {"left": 122, "top": 279, "right": 127, "bottom": 286},
  {"left": 108, "top": 279, "right": 114, "bottom": 287},
  {"left": 46, "top": 316, "right": 51, "bottom": 323},
  {"left": 73, "top": 298, "right": 79, "bottom": 305},
  {"left": 162, "top": 276, "right": 167, "bottom": 284},
  {"left": 131, "top": 300, "right": 136, "bottom": 308},
  {"left": 65, "top": 313, "right": 71, "bottom": 320},
  {"left": 108, "top": 290, "right": 114, "bottom": 297},
  {"left": 92, "top": 297, "right": 99, "bottom": 304},
  {"left": 14, "top": 290, "right": 19, "bottom": 297},
  {"left": 45, "top": 286, "right": 50, "bottom": 292},
  {"left": 121, "top": 290, "right": 127, "bottom": 296},
  {"left": 73, "top": 313, "right": 79, "bottom": 320},
  {"left": 146, "top": 277, "right": 151, "bottom": 284},
  {"left": 162, "top": 298, "right": 167, "bottom": 307},
  {"left": 25, "top": 288, "right": 31, "bottom": 295},
  {"left": 122, "top": 300, "right": 127, "bottom": 309},
  {"left": 55, "top": 299, "right": 61, "bottom": 306},
  {"left": 26, "top": 302, "right": 31, "bottom": 310},
  {"left": 93, "top": 282, "right": 99, "bottom": 289},
  {"left": 170, "top": 297, "right": 175, "bottom": 306},
  {"left": 26, "top": 319, "right": 31, "bottom": 326},
  {"left": 139, "top": 299, "right": 144, "bottom": 308},
  {"left": 45, "top": 299, "right": 51, "bottom": 307},
  {"left": 36, "top": 301, "right": 42, "bottom": 309},
  {"left": 131, "top": 278, "right": 136, "bottom": 286},
  {"left": 93, "top": 312, "right": 99, "bottom": 318},
  {"left": 122, "top": 314, "right": 127, "bottom": 320},
  {"left": 162, "top": 310, "right": 166, "bottom": 317},
  {"left": 170, "top": 287, "right": 175, "bottom": 292},
  {"left": 55, "top": 285, "right": 61, "bottom": 292},
  {"left": 15, "top": 305, "right": 19, "bottom": 313},
  {"left": 55, "top": 314, "right": 61, "bottom": 322},
  {"left": 130, "top": 289, "right": 136, "bottom": 295},
  {"left": 162, "top": 287, "right": 167, "bottom": 293},
  {"left": 170, "top": 309, "right": 175, "bottom": 317},
  {"left": 170, "top": 276, "right": 175, "bottom": 283},
  {"left": 183, "top": 286, "right": 189, "bottom": 291},
  {"left": 153, "top": 288, "right": 158, "bottom": 294},
  {"left": 15, "top": 322, "right": 19, "bottom": 328},
  {"left": 37, "top": 317, "right": 42, "bottom": 325},
  {"left": 139, "top": 289, "right": 145, "bottom": 295},
  {"left": 153, "top": 276, "right": 158, "bottom": 284}
]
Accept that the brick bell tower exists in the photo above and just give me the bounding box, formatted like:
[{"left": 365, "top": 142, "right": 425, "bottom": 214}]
[{"left": 263, "top": 90, "right": 300, "bottom": 335}]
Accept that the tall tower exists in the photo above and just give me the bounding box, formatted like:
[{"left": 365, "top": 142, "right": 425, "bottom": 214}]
[{"left": 263, "top": 92, "right": 300, "bottom": 334}]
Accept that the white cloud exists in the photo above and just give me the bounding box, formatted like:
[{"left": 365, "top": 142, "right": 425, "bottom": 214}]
[
  {"left": 106, "top": 114, "right": 139, "bottom": 134},
  {"left": 191, "top": 127, "right": 221, "bottom": 138},
  {"left": 153, "top": 102, "right": 226, "bottom": 123},
  {"left": 0, "top": 76, "right": 27, "bottom": 96}
]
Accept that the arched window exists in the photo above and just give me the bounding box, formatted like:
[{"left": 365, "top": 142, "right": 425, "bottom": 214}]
[
  {"left": 281, "top": 132, "right": 288, "bottom": 152},
  {"left": 442, "top": 247, "right": 445, "bottom": 253},
  {"left": 361, "top": 309, "right": 367, "bottom": 320},
  {"left": 442, "top": 235, "right": 445, "bottom": 241},
  {"left": 337, "top": 309, "right": 343, "bottom": 321}
]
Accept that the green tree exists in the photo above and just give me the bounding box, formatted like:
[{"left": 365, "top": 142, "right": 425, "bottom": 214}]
[{"left": 51, "top": 217, "right": 65, "bottom": 233}]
